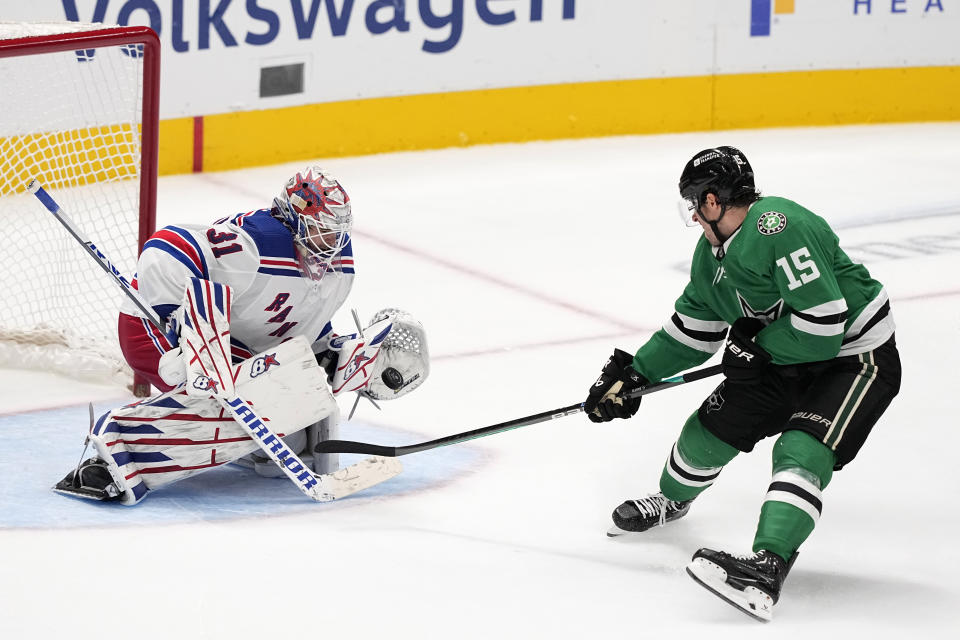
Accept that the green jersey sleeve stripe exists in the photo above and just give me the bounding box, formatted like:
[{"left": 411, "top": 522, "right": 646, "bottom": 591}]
[
  {"left": 675, "top": 312, "right": 728, "bottom": 334},
  {"left": 797, "top": 298, "right": 848, "bottom": 319},
  {"left": 788, "top": 298, "right": 848, "bottom": 337},
  {"left": 790, "top": 313, "right": 846, "bottom": 337},
  {"left": 842, "top": 290, "right": 890, "bottom": 346},
  {"left": 793, "top": 309, "right": 847, "bottom": 326},
  {"left": 664, "top": 313, "right": 727, "bottom": 353}
]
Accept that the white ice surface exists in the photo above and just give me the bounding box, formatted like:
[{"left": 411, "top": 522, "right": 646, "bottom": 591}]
[{"left": 1, "top": 123, "right": 959, "bottom": 637}]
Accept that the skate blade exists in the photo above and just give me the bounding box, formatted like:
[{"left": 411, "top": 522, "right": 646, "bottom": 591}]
[
  {"left": 52, "top": 484, "right": 119, "bottom": 502},
  {"left": 686, "top": 558, "right": 773, "bottom": 623},
  {"left": 606, "top": 524, "right": 633, "bottom": 537}
]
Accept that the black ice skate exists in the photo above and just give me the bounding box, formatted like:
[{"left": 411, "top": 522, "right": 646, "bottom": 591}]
[
  {"left": 606, "top": 493, "right": 693, "bottom": 537},
  {"left": 53, "top": 457, "right": 122, "bottom": 502},
  {"left": 686, "top": 548, "right": 796, "bottom": 623}
]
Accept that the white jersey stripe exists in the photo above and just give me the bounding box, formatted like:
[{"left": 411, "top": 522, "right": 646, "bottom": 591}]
[
  {"left": 798, "top": 299, "right": 848, "bottom": 317},
  {"left": 837, "top": 313, "right": 895, "bottom": 356},
  {"left": 663, "top": 319, "right": 725, "bottom": 353},
  {"left": 844, "top": 287, "right": 889, "bottom": 338},
  {"left": 790, "top": 313, "right": 846, "bottom": 336},
  {"left": 675, "top": 312, "right": 728, "bottom": 333}
]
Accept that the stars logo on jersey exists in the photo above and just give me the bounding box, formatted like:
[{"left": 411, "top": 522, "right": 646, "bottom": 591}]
[
  {"left": 737, "top": 291, "right": 784, "bottom": 324},
  {"left": 758, "top": 211, "right": 787, "bottom": 235}
]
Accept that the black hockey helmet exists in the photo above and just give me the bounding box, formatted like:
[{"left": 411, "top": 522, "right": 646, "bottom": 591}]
[{"left": 678, "top": 146, "right": 756, "bottom": 210}]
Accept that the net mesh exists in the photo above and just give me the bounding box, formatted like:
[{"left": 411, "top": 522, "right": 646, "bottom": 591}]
[{"left": 0, "top": 23, "right": 147, "bottom": 386}]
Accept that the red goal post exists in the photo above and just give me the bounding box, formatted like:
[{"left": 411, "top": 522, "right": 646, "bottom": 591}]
[{"left": 0, "top": 23, "right": 160, "bottom": 396}]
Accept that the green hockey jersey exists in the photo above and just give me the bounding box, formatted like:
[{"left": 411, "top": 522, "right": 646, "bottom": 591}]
[{"left": 633, "top": 196, "right": 895, "bottom": 382}]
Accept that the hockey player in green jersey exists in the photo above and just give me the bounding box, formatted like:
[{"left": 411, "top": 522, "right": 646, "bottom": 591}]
[{"left": 584, "top": 146, "right": 901, "bottom": 622}]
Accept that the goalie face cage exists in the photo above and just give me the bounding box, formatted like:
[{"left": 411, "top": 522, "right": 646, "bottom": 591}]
[{"left": 0, "top": 23, "right": 159, "bottom": 395}]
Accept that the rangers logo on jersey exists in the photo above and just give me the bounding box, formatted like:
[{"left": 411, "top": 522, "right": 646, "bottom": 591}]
[{"left": 758, "top": 211, "right": 787, "bottom": 235}]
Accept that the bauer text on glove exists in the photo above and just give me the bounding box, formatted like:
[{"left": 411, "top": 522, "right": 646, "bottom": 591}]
[{"left": 722, "top": 317, "right": 772, "bottom": 384}]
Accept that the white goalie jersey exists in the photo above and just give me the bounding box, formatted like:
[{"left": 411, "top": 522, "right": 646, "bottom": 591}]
[{"left": 123, "top": 208, "right": 355, "bottom": 361}]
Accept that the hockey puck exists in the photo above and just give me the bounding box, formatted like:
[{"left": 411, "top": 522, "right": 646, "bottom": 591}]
[{"left": 381, "top": 367, "right": 404, "bottom": 390}]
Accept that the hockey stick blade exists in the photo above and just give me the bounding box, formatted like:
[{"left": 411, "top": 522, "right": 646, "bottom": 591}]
[
  {"left": 312, "top": 456, "right": 403, "bottom": 501},
  {"left": 315, "top": 363, "right": 724, "bottom": 457}
]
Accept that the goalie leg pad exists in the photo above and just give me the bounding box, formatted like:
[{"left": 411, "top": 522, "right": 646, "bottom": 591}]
[
  {"left": 84, "top": 387, "right": 254, "bottom": 504},
  {"left": 240, "top": 406, "right": 342, "bottom": 476},
  {"left": 308, "top": 410, "right": 341, "bottom": 475},
  {"left": 56, "top": 337, "right": 338, "bottom": 504},
  {"left": 234, "top": 429, "right": 307, "bottom": 478}
]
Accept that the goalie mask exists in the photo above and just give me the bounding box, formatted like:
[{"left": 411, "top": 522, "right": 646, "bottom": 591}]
[{"left": 273, "top": 167, "right": 353, "bottom": 274}]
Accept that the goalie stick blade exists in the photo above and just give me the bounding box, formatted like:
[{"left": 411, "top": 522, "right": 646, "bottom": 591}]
[{"left": 311, "top": 456, "right": 403, "bottom": 501}]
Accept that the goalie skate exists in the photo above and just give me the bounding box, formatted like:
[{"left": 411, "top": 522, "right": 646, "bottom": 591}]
[{"left": 53, "top": 457, "right": 122, "bottom": 502}]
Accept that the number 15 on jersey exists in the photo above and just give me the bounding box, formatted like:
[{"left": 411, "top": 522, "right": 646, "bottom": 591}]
[{"left": 775, "top": 247, "right": 820, "bottom": 291}]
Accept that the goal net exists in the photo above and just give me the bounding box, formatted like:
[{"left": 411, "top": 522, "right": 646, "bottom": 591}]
[{"left": 0, "top": 22, "right": 159, "bottom": 394}]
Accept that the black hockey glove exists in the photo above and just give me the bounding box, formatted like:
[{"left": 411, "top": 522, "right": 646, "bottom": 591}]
[
  {"left": 584, "top": 348, "right": 649, "bottom": 423},
  {"left": 722, "top": 317, "right": 772, "bottom": 384}
]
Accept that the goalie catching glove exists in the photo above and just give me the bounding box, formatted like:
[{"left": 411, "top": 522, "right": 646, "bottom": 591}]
[
  {"left": 318, "top": 308, "right": 429, "bottom": 400},
  {"left": 584, "top": 348, "right": 648, "bottom": 423}
]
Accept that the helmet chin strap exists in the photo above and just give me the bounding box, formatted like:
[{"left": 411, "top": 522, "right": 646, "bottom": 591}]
[{"left": 706, "top": 202, "right": 731, "bottom": 254}]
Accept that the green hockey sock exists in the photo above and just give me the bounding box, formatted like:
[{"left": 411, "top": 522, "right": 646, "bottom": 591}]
[
  {"left": 753, "top": 430, "right": 836, "bottom": 560},
  {"left": 660, "top": 413, "right": 739, "bottom": 502}
]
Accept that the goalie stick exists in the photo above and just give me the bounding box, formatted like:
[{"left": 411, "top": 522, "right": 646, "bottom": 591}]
[
  {"left": 314, "top": 363, "right": 724, "bottom": 457},
  {"left": 27, "top": 180, "right": 165, "bottom": 331},
  {"left": 28, "top": 179, "right": 401, "bottom": 502}
]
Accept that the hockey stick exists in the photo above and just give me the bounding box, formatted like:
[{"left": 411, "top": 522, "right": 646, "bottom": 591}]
[
  {"left": 314, "top": 363, "right": 724, "bottom": 457},
  {"left": 28, "top": 179, "right": 401, "bottom": 501},
  {"left": 28, "top": 180, "right": 165, "bottom": 331}
]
